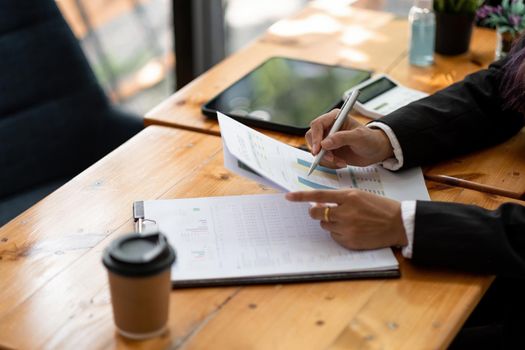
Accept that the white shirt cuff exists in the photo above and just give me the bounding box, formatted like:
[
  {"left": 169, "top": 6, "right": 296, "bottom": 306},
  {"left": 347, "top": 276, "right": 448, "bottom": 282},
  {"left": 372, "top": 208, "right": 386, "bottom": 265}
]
[
  {"left": 367, "top": 122, "right": 404, "bottom": 170},
  {"left": 400, "top": 200, "right": 416, "bottom": 258}
]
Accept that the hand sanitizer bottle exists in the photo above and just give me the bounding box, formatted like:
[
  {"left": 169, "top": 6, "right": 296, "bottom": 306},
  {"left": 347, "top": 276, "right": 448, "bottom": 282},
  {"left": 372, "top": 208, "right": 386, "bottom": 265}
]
[{"left": 409, "top": 0, "right": 435, "bottom": 67}]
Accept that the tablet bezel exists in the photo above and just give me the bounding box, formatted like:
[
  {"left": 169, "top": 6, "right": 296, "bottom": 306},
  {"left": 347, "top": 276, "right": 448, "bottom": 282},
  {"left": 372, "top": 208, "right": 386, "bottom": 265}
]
[{"left": 201, "top": 57, "right": 372, "bottom": 135}]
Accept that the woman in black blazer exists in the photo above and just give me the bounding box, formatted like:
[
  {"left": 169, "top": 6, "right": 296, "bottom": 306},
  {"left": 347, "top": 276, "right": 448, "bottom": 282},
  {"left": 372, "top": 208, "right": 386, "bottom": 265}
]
[{"left": 287, "top": 36, "right": 525, "bottom": 348}]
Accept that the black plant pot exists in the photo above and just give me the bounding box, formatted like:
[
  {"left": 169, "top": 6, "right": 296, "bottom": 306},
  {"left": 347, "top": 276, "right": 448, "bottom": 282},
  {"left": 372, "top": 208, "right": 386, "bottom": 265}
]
[{"left": 435, "top": 12, "right": 475, "bottom": 55}]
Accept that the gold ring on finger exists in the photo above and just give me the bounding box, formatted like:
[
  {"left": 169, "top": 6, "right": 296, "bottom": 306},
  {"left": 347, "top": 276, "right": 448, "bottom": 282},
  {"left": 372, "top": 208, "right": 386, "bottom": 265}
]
[{"left": 324, "top": 207, "right": 331, "bottom": 222}]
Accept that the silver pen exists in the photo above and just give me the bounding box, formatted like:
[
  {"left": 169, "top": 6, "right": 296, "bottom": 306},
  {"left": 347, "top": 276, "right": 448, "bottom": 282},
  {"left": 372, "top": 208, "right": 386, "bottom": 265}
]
[{"left": 307, "top": 89, "right": 360, "bottom": 176}]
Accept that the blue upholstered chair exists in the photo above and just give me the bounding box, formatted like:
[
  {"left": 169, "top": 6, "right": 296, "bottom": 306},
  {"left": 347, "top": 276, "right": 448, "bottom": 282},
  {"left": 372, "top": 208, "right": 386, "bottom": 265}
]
[{"left": 0, "top": 1, "right": 144, "bottom": 226}]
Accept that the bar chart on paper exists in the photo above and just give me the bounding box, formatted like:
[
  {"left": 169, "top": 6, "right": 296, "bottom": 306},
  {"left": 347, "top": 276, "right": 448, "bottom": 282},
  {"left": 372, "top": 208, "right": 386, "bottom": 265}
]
[
  {"left": 294, "top": 158, "right": 386, "bottom": 196},
  {"left": 218, "top": 112, "right": 430, "bottom": 202}
]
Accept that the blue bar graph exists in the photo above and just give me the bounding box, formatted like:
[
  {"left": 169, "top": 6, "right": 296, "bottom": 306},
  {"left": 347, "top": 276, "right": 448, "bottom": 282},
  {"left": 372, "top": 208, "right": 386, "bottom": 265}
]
[
  {"left": 297, "top": 176, "right": 335, "bottom": 190},
  {"left": 296, "top": 158, "right": 337, "bottom": 175}
]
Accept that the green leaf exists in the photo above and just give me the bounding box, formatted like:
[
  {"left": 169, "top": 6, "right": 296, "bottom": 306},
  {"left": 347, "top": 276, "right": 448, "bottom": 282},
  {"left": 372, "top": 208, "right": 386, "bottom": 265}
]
[
  {"left": 434, "top": 0, "right": 480, "bottom": 13},
  {"left": 454, "top": 0, "right": 466, "bottom": 12},
  {"left": 503, "top": 0, "right": 510, "bottom": 10},
  {"left": 434, "top": 0, "right": 444, "bottom": 12},
  {"left": 512, "top": 1, "right": 521, "bottom": 13},
  {"left": 485, "top": 15, "right": 507, "bottom": 27},
  {"left": 514, "top": 1, "right": 525, "bottom": 15},
  {"left": 498, "top": 24, "right": 513, "bottom": 33}
]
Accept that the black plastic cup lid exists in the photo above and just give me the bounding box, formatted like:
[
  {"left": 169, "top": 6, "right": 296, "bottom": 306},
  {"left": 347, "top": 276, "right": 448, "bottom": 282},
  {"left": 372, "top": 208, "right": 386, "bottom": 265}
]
[{"left": 102, "top": 232, "right": 176, "bottom": 277}]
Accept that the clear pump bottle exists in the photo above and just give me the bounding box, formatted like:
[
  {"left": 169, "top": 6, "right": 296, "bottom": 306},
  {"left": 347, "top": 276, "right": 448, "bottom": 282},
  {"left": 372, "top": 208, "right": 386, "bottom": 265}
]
[{"left": 409, "top": 0, "right": 435, "bottom": 67}]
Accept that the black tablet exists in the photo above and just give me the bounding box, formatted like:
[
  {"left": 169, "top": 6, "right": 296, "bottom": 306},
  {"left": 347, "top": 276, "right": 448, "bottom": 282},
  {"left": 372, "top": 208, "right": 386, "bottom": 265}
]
[{"left": 201, "top": 57, "right": 372, "bottom": 135}]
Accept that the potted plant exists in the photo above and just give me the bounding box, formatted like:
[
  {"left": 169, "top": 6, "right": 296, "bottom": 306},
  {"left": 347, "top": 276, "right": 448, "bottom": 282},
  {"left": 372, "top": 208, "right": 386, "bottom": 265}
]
[
  {"left": 477, "top": 0, "right": 525, "bottom": 58},
  {"left": 434, "top": 0, "right": 482, "bottom": 55}
]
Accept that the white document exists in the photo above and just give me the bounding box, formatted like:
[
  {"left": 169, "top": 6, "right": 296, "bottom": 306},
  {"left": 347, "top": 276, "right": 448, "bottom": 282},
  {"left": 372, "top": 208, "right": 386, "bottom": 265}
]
[
  {"left": 143, "top": 194, "right": 399, "bottom": 284},
  {"left": 218, "top": 112, "right": 430, "bottom": 201}
]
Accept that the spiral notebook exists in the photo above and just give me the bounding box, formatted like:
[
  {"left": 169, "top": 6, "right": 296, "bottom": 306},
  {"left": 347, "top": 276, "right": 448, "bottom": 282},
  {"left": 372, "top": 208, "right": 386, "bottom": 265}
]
[{"left": 133, "top": 193, "right": 399, "bottom": 288}]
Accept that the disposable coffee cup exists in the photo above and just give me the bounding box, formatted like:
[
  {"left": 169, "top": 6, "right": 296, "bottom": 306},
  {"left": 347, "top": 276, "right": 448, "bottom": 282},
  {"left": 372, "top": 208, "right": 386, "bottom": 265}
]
[{"left": 102, "top": 232, "right": 176, "bottom": 340}]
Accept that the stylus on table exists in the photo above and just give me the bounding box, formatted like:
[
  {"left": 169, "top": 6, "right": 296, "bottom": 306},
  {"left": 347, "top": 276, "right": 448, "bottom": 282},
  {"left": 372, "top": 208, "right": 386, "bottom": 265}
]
[{"left": 307, "top": 89, "right": 360, "bottom": 176}]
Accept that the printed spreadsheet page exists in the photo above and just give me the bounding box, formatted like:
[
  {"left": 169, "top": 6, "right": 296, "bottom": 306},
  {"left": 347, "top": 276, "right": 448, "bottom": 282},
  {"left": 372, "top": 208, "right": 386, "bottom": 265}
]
[{"left": 144, "top": 194, "right": 399, "bottom": 282}]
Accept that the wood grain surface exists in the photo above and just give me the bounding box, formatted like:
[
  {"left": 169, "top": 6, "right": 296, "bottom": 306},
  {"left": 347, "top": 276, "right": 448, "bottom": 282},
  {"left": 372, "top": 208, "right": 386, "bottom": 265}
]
[
  {"left": 388, "top": 26, "right": 496, "bottom": 94},
  {"left": 424, "top": 128, "right": 525, "bottom": 200},
  {"left": 144, "top": 5, "right": 408, "bottom": 140},
  {"left": 1, "top": 126, "right": 523, "bottom": 349},
  {"left": 386, "top": 26, "right": 525, "bottom": 198},
  {"left": 144, "top": 2, "right": 525, "bottom": 199}
]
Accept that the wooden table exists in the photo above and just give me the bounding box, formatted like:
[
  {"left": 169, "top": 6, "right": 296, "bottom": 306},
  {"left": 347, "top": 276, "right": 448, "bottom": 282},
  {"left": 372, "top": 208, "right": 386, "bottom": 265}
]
[
  {"left": 389, "top": 26, "right": 496, "bottom": 94},
  {"left": 424, "top": 128, "right": 525, "bottom": 200},
  {"left": 145, "top": 5, "right": 408, "bottom": 140},
  {"left": 387, "top": 26, "right": 525, "bottom": 199},
  {"left": 145, "top": 2, "right": 525, "bottom": 199},
  {"left": 1, "top": 125, "right": 523, "bottom": 349}
]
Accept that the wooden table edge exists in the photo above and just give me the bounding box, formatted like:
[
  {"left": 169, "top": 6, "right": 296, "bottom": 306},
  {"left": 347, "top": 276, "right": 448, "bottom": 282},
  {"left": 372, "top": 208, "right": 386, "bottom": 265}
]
[{"left": 425, "top": 174, "right": 525, "bottom": 200}]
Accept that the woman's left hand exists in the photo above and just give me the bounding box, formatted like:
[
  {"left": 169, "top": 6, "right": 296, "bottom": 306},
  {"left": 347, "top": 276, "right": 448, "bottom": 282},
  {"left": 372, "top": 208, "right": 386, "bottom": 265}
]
[{"left": 285, "top": 189, "right": 408, "bottom": 250}]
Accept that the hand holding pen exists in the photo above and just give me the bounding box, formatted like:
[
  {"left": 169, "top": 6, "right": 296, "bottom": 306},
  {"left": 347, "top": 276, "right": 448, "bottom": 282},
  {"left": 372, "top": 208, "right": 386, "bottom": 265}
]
[
  {"left": 307, "top": 90, "right": 360, "bottom": 175},
  {"left": 305, "top": 90, "right": 394, "bottom": 171}
]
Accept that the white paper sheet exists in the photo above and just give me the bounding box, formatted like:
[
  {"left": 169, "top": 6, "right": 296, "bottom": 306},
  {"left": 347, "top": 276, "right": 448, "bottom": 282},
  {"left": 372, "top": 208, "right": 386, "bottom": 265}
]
[
  {"left": 218, "top": 112, "right": 430, "bottom": 201},
  {"left": 144, "top": 194, "right": 398, "bottom": 282}
]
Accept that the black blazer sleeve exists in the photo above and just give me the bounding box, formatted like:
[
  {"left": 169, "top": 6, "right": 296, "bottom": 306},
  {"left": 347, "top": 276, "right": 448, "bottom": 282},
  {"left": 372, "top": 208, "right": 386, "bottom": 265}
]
[
  {"left": 371, "top": 45, "right": 525, "bottom": 277},
  {"left": 412, "top": 201, "right": 525, "bottom": 278},
  {"left": 376, "top": 60, "right": 524, "bottom": 169}
]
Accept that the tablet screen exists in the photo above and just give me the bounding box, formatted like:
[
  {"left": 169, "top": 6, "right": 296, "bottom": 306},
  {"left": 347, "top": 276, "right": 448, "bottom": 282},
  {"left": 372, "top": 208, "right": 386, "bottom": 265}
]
[{"left": 202, "top": 57, "right": 371, "bottom": 134}]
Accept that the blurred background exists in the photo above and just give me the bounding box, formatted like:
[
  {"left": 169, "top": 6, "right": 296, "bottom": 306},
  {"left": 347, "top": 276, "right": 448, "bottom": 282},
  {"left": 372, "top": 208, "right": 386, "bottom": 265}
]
[
  {"left": 56, "top": 0, "right": 310, "bottom": 115},
  {"left": 54, "top": 0, "right": 419, "bottom": 116}
]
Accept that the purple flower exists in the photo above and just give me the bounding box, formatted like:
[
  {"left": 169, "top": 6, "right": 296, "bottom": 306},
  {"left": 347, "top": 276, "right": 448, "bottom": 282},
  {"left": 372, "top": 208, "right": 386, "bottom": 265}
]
[
  {"left": 476, "top": 5, "right": 506, "bottom": 20},
  {"left": 510, "top": 14, "right": 522, "bottom": 27},
  {"left": 476, "top": 0, "right": 525, "bottom": 33},
  {"left": 476, "top": 5, "right": 497, "bottom": 20}
]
